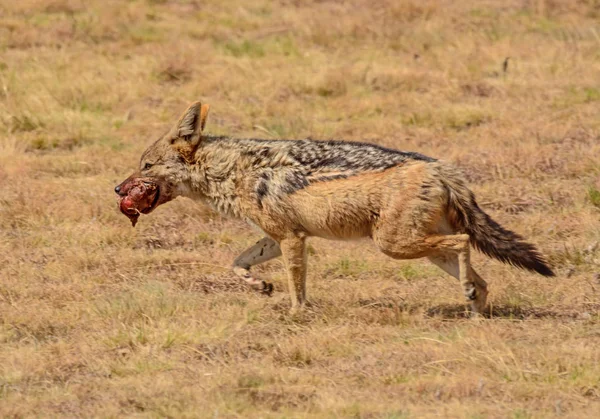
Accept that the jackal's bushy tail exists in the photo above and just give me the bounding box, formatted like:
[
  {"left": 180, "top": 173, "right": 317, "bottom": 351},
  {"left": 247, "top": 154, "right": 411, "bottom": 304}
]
[{"left": 439, "top": 166, "right": 555, "bottom": 277}]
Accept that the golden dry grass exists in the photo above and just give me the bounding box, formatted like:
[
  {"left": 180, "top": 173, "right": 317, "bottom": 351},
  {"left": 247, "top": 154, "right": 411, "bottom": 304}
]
[{"left": 2, "top": 0, "right": 600, "bottom": 417}]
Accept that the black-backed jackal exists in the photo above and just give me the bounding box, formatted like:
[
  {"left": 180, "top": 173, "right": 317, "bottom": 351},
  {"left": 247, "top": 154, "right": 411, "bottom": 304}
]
[{"left": 116, "top": 101, "right": 554, "bottom": 316}]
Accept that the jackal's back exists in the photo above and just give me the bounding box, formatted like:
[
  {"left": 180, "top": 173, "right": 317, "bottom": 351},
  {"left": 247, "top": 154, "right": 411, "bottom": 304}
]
[{"left": 201, "top": 136, "right": 436, "bottom": 209}]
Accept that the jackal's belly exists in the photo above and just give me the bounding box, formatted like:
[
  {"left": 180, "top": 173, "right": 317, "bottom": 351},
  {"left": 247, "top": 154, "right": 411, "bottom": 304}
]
[
  {"left": 286, "top": 174, "right": 389, "bottom": 240},
  {"left": 299, "top": 213, "right": 373, "bottom": 240}
]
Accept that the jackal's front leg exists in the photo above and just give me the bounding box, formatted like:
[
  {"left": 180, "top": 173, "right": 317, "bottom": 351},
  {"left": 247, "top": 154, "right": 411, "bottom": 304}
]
[
  {"left": 233, "top": 237, "right": 282, "bottom": 296},
  {"left": 279, "top": 236, "right": 307, "bottom": 313}
]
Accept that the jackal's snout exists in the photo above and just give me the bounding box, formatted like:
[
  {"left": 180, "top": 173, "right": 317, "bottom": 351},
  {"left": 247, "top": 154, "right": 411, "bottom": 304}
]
[{"left": 114, "top": 175, "right": 138, "bottom": 196}]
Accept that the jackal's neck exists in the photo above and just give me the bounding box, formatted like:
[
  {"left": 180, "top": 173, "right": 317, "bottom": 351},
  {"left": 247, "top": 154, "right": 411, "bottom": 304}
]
[{"left": 185, "top": 137, "right": 245, "bottom": 218}]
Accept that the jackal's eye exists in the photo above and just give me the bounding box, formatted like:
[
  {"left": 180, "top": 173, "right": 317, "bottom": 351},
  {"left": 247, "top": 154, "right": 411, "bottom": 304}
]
[{"left": 143, "top": 162, "right": 153, "bottom": 170}]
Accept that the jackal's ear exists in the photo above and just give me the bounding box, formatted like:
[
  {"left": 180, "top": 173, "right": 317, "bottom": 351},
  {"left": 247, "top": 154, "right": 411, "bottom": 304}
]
[
  {"left": 199, "top": 103, "right": 210, "bottom": 131},
  {"left": 172, "top": 101, "right": 209, "bottom": 147}
]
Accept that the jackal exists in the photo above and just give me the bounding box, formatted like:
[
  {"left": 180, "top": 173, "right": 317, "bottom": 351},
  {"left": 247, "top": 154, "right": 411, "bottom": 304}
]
[{"left": 115, "top": 101, "right": 554, "bottom": 315}]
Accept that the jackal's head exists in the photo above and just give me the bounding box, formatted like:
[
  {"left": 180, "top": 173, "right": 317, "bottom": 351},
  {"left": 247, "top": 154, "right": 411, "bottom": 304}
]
[{"left": 115, "top": 101, "right": 210, "bottom": 226}]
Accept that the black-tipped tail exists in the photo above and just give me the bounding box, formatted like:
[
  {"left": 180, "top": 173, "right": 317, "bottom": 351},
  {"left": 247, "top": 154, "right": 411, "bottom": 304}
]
[
  {"left": 462, "top": 199, "right": 554, "bottom": 276},
  {"left": 442, "top": 172, "right": 555, "bottom": 277}
]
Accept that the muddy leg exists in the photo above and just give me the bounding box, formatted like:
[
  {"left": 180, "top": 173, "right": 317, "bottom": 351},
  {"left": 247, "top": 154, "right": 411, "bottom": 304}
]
[{"left": 232, "top": 237, "right": 281, "bottom": 296}]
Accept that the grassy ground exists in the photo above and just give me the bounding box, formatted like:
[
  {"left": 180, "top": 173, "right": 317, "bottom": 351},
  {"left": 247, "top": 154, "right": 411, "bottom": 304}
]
[{"left": 2, "top": 0, "right": 600, "bottom": 417}]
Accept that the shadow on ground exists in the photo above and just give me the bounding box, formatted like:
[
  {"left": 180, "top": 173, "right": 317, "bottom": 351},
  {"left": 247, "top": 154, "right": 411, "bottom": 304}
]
[
  {"left": 427, "top": 303, "right": 600, "bottom": 320},
  {"left": 188, "top": 275, "right": 600, "bottom": 321},
  {"left": 356, "top": 298, "right": 600, "bottom": 320}
]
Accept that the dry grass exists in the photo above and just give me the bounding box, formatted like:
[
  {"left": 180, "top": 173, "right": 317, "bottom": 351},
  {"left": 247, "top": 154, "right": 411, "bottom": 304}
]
[{"left": 2, "top": 0, "right": 600, "bottom": 417}]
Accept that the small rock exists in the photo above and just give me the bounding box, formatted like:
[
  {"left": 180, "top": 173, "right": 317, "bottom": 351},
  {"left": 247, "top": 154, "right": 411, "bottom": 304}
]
[
  {"left": 477, "top": 378, "right": 485, "bottom": 396},
  {"left": 555, "top": 399, "right": 562, "bottom": 416}
]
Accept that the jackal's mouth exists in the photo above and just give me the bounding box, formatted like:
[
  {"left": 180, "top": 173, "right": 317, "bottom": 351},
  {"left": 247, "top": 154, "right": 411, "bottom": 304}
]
[
  {"left": 118, "top": 180, "right": 160, "bottom": 227},
  {"left": 141, "top": 183, "right": 160, "bottom": 214}
]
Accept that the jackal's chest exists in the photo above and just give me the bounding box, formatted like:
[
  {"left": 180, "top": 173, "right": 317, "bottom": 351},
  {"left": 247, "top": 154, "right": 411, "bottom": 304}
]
[{"left": 245, "top": 218, "right": 270, "bottom": 236}]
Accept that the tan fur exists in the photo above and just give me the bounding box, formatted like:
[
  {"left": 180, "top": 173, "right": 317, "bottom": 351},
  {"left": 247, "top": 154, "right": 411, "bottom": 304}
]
[{"left": 116, "top": 101, "right": 554, "bottom": 316}]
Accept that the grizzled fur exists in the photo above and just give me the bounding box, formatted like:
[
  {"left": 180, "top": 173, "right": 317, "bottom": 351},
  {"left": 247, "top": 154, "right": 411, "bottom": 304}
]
[
  {"left": 191, "top": 136, "right": 435, "bottom": 213},
  {"left": 116, "top": 101, "right": 554, "bottom": 316}
]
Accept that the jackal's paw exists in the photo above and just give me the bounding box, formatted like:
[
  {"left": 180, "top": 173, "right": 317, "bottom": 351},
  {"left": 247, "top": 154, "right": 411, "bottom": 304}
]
[
  {"left": 469, "top": 311, "right": 486, "bottom": 319},
  {"left": 470, "top": 302, "right": 490, "bottom": 317},
  {"left": 464, "top": 286, "right": 477, "bottom": 301},
  {"left": 259, "top": 281, "right": 274, "bottom": 297}
]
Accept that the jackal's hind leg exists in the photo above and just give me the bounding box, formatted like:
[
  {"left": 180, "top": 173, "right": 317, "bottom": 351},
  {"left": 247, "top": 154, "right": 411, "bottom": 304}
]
[
  {"left": 233, "top": 237, "right": 282, "bottom": 296},
  {"left": 374, "top": 230, "right": 486, "bottom": 315},
  {"left": 428, "top": 252, "right": 489, "bottom": 315}
]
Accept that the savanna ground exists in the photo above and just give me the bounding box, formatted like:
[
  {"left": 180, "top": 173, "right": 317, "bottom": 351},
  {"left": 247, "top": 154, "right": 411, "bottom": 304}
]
[{"left": 1, "top": 0, "right": 600, "bottom": 417}]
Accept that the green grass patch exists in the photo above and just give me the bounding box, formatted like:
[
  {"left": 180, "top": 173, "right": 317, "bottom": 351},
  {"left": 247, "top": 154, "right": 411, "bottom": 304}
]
[
  {"left": 5, "top": 114, "right": 44, "bottom": 133},
  {"left": 223, "top": 40, "right": 266, "bottom": 58},
  {"left": 221, "top": 36, "right": 299, "bottom": 58},
  {"left": 401, "top": 111, "right": 434, "bottom": 127},
  {"left": 443, "top": 109, "right": 490, "bottom": 130},
  {"left": 587, "top": 186, "right": 600, "bottom": 208},
  {"left": 554, "top": 86, "right": 600, "bottom": 108},
  {"left": 396, "top": 264, "right": 421, "bottom": 281},
  {"left": 129, "top": 24, "right": 164, "bottom": 44}
]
